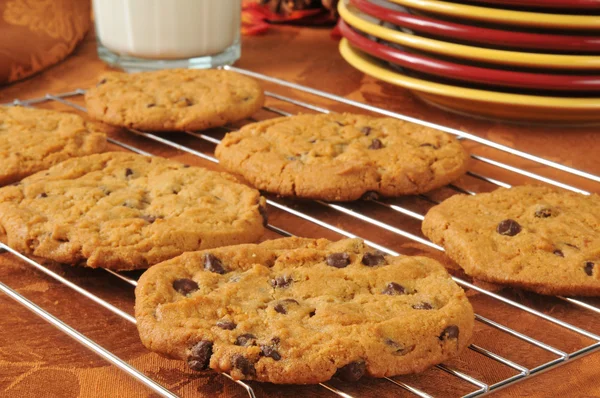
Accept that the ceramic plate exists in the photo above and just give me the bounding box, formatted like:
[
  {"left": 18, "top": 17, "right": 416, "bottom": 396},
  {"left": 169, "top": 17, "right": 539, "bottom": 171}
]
[
  {"left": 339, "top": 1, "right": 600, "bottom": 70},
  {"left": 338, "top": 38, "right": 600, "bottom": 124},
  {"left": 384, "top": 0, "right": 600, "bottom": 30},
  {"left": 350, "top": 0, "right": 600, "bottom": 52},
  {"left": 463, "top": 0, "right": 600, "bottom": 10},
  {"left": 340, "top": 20, "right": 600, "bottom": 91}
]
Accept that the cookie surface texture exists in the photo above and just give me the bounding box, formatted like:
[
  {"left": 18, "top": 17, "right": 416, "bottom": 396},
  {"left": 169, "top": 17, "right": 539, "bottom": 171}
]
[
  {"left": 84, "top": 69, "right": 265, "bottom": 131},
  {"left": 215, "top": 113, "right": 469, "bottom": 201},
  {"left": 422, "top": 185, "right": 600, "bottom": 296},
  {"left": 0, "top": 152, "right": 266, "bottom": 270},
  {"left": 135, "top": 237, "right": 474, "bottom": 384},
  {"left": 0, "top": 106, "right": 107, "bottom": 186}
]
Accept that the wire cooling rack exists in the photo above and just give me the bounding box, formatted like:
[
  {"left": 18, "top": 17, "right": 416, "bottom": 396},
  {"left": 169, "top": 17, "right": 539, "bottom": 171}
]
[{"left": 1, "top": 65, "right": 599, "bottom": 398}]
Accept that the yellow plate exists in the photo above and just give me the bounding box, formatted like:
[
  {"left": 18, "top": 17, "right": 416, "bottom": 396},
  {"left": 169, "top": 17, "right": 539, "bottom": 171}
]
[
  {"left": 387, "top": 0, "right": 600, "bottom": 30},
  {"left": 338, "top": 38, "right": 600, "bottom": 124},
  {"left": 339, "top": 1, "right": 600, "bottom": 70}
]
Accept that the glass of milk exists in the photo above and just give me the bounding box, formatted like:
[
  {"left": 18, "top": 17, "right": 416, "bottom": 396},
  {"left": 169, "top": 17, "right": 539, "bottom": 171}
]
[{"left": 93, "top": 0, "right": 242, "bottom": 70}]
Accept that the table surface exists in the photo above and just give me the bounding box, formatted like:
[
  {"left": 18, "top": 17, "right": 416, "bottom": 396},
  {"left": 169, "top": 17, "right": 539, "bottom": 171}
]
[{"left": 0, "top": 26, "right": 599, "bottom": 398}]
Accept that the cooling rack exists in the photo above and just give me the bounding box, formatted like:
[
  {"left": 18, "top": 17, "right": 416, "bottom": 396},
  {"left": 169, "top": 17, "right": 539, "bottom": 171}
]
[{"left": 1, "top": 65, "right": 599, "bottom": 398}]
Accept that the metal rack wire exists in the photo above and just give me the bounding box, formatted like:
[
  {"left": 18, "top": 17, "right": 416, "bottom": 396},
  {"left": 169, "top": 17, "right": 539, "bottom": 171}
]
[{"left": 1, "top": 67, "right": 599, "bottom": 398}]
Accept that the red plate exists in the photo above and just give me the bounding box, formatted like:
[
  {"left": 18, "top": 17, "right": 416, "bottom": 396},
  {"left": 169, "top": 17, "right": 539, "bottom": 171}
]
[
  {"left": 339, "top": 20, "right": 600, "bottom": 92},
  {"left": 460, "top": 0, "right": 600, "bottom": 10},
  {"left": 350, "top": 0, "right": 600, "bottom": 53}
]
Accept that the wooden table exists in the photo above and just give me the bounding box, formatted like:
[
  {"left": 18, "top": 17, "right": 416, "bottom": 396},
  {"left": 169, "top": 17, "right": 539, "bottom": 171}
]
[{"left": 1, "top": 26, "right": 598, "bottom": 398}]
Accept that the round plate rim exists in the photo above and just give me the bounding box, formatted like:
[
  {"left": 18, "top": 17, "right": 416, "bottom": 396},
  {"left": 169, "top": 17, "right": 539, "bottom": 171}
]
[
  {"left": 385, "top": 0, "right": 600, "bottom": 29},
  {"left": 338, "top": 38, "right": 600, "bottom": 110},
  {"left": 339, "top": 20, "right": 600, "bottom": 92},
  {"left": 350, "top": 0, "right": 600, "bottom": 52},
  {"left": 339, "top": 1, "right": 600, "bottom": 70}
]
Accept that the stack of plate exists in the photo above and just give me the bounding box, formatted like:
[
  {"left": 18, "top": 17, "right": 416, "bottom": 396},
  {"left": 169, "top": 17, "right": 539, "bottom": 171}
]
[{"left": 337, "top": 0, "right": 600, "bottom": 124}]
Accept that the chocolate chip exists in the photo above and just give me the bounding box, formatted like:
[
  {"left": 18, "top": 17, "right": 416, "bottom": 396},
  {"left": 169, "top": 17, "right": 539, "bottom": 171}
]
[
  {"left": 216, "top": 320, "right": 237, "bottom": 330},
  {"left": 274, "top": 299, "right": 298, "bottom": 314},
  {"left": 361, "top": 191, "right": 379, "bottom": 201},
  {"left": 412, "top": 302, "right": 433, "bottom": 310},
  {"left": 235, "top": 333, "right": 257, "bottom": 347},
  {"left": 326, "top": 252, "right": 350, "bottom": 268},
  {"left": 584, "top": 262, "right": 595, "bottom": 276},
  {"left": 309, "top": 310, "right": 316, "bottom": 317},
  {"left": 534, "top": 207, "right": 553, "bottom": 218},
  {"left": 38, "top": 192, "right": 47, "bottom": 198},
  {"left": 146, "top": 103, "right": 156, "bottom": 108},
  {"left": 382, "top": 282, "right": 405, "bottom": 295},
  {"left": 187, "top": 340, "right": 213, "bottom": 371},
  {"left": 172, "top": 278, "right": 199, "bottom": 295},
  {"left": 179, "top": 97, "right": 193, "bottom": 106},
  {"left": 231, "top": 354, "right": 256, "bottom": 377},
  {"left": 183, "top": 164, "right": 191, "bottom": 168},
  {"left": 496, "top": 219, "right": 521, "bottom": 236},
  {"left": 270, "top": 275, "right": 292, "bottom": 288},
  {"left": 361, "top": 252, "right": 386, "bottom": 266},
  {"left": 204, "top": 253, "right": 226, "bottom": 274},
  {"left": 369, "top": 138, "right": 383, "bottom": 150},
  {"left": 440, "top": 325, "right": 459, "bottom": 340},
  {"left": 97, "top": 78, "right": 107, "bottom": 86},
  {"left": 260, "top": 345, "right": 281, "bottom": 361},
  {"left": 259, "top": 204, "right": 268, "bottom": 227},
  {"left": 335, "top": 361, "right": 366, "bottom": 382},
  {"left": 140, "top": 215, "right": 157, "bottom": 223},
  {"left": 384, "top": 339, "right": 415, "bottom": 356},
  {"left": 271, "top": 337, "right": 281, "bottom": 345},
  {"left": 360, "top": 126, "right": 371, "bottom": 136},
  {"left": 125, "top": 168, "right": 133, "bottom": 177},
  {"left": 553, "top": 249, "right": 564, "bottom": 257}
]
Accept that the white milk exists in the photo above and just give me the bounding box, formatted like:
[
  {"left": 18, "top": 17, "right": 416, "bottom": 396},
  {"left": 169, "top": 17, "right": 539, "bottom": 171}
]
[{"left": 93, "top": 0, "right": 241, "bottom": 60}]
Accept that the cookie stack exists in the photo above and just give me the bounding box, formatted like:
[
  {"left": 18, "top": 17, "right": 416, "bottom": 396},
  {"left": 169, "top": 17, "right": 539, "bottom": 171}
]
[{"left": 17, "top": 67, "right": 600, "bottom": 386}]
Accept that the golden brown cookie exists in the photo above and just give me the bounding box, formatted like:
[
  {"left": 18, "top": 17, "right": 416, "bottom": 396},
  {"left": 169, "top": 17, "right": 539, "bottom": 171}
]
[
  {"left": 0, "top": 106, "right": 107, "bottom": 186},
  {"left": 215, "top": 113, "right": 469, "bottom": 201},
  {"left": 135, "top": 237, "right": 474, "bottom": 384},
  {"left": 0, "top": 152, "right": 266, "bottom": 270},
  {"left": 422, "top": 185, "right": 600, "bottom": 296},
  {"left": 84, "top": 69, "right": 265, "bottom": 131}
]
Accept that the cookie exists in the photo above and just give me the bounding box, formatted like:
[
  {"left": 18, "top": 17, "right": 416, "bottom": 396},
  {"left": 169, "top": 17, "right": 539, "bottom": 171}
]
[
  {"left": 214, "top": 113, "right": 469, "bottom": 201},
  {"left": 84, "top": 69, "right": 265, "bottom": 132},
  {"left": 0, "top": 106, "right": 107, "bottom": 186},
  {"left": 135, "top": 237, "right": 474, "bottom": 384},
  {"left": 0, "top": 152, "right": 266, "bottom": 270},
  {"left": 422, "top": 185, "right": 600, "bottom": 296}
]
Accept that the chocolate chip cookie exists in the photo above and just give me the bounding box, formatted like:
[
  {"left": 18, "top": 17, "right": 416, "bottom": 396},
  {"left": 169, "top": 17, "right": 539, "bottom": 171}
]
[
  {"left": 85, "top": 69, "right": 265, "bottom": 132},
  {"left": 214, "top": 113, "right": 469, "bottom": 201},
  {"left": 0, "top": 152, "right": 266, "bottom": 270},
  {"left": 422, "top": 185, "right": 600, "bottom": 296},
  {"left": 0, "top": 106, "right": 107, "bottom": 186},
  {"left": 135, "top": 237, "right": 474, "bottom": 384}
]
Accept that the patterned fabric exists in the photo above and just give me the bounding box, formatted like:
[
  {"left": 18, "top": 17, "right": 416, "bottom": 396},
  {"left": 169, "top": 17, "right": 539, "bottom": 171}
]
[{"left": 0, "top": 0, "right": 90, "bottom": 84}]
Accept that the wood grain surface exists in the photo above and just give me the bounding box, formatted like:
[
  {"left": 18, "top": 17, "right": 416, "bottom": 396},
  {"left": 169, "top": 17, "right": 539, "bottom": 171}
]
[{"left": 0, "top": 26, "right": 599, "bottom": 398}]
